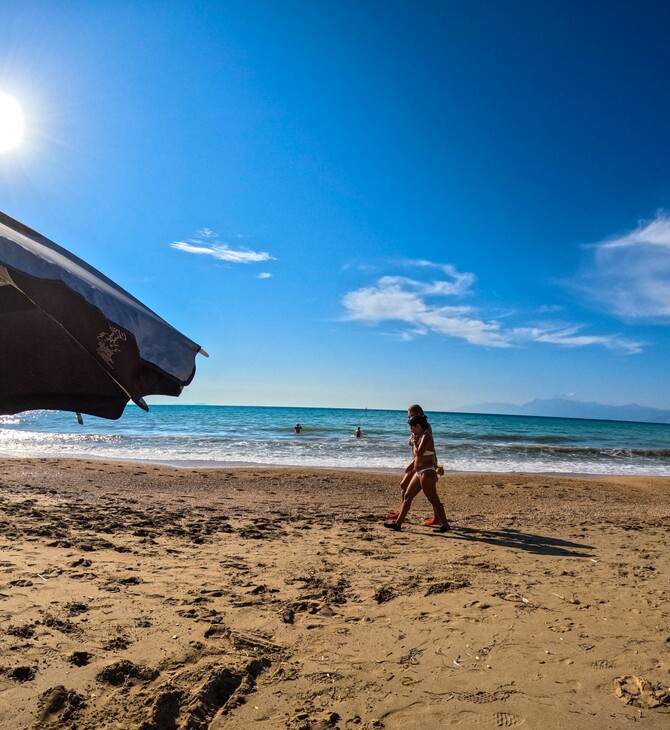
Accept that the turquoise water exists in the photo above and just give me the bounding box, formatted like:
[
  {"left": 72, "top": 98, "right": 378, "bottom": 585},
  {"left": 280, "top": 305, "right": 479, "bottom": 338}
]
[{"left": 1, "top": 405, "right": 669, "bottom": 475}]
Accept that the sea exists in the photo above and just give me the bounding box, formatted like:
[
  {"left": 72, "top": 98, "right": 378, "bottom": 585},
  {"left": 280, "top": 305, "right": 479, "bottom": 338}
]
[{"left": 1, "top": 405, "right": 670, "bottom": 476}]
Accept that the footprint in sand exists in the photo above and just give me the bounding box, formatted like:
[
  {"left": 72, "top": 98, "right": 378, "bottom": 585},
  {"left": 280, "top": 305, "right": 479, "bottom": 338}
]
[
  {"left": 103, "top": 635, "right": 132, "bottom": 651},
  {"left": 446, "top": 711, "right": 526, "bottom": 726},
  {"left": 38, "top": 686, "right": 85, "bottom": 725},
  {"left": 96, "top": 660, "right": 158, "bottom": 686},
  {"left": 455, "top": 689, "right": 517, "bottom": 704},
  {"left": 591, "top": 658, "right": 615, "bottom": 669},
  {"left": 143, "top": 657, "right": 269, "bottom": 729},
  {"left": 388, "top": 707, "right": 525, "bottom": 727},
  {"left": 7, "top": 623, "right": 36, "bottom": 638},
  {"left": 7, "top": 666, "right": 36, "bottom": 682},
  {"left": 68, "top": 651, "right": 93, "bottom": 667}
]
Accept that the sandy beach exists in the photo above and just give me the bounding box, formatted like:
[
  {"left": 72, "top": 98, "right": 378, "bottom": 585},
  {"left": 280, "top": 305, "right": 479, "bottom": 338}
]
[{"left": 0, "top": 459, "right": 669, "bottom": 729}]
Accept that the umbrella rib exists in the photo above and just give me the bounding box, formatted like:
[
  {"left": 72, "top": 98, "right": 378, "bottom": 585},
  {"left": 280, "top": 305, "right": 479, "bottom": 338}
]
[{"left": 10, "top": 281, "right": 138, "bottom": 406}]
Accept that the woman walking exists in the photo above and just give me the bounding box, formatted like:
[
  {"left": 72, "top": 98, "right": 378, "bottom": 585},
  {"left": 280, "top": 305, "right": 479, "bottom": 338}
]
[{"left": 384, "top": 414, "right": 449, "bottom": 532}]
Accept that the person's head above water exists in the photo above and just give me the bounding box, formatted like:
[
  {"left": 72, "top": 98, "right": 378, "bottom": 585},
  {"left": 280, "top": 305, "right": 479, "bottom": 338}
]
[{"left": 407, "top": 404, "right": 425, "bottom": 418}]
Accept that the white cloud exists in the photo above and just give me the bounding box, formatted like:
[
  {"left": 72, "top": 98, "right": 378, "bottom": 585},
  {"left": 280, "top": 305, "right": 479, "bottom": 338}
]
[
  {"left": 341, "top": 260, "right": 382, "bottom": 274},
  {"left": 511, "top": 326, "right": 643, "bottom": 354},
  {"left": 342, "top": 271, "right": 509, "bottom": 348},
  {"left": 402, "top": 260, "right": 477, "bottom": 295},
  {"left": 171, "top": 229, "right": 275, "bottom": 265},
  {"left": 375, "top": 273, "right": 474, "bottom": 298},
  {"left": 599, "top": 214, "right": 670, "bottom": 249},
  {"left": 343, "top": 260, "right": 641, "bottom": 353},
  {"left": 574, "top": 212, "right": 670, "bottom": 320},
  {"left": 257, "top": 272, "right": 272, "bottom": 279}
]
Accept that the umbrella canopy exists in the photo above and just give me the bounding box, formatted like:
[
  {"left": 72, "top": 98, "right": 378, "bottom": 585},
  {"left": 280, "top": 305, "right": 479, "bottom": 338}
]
[{"left": 0, "top": 211, "right": 205, "bottom": 420}]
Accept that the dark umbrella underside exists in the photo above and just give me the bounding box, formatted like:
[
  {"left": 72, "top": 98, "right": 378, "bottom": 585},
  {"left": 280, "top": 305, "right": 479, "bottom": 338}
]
[{"left": 0, "top": 212, "right": 202, "bottom": 420}]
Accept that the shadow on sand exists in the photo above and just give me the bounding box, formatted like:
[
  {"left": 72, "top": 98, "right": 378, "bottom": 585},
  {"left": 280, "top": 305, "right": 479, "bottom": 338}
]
[{"left": 423, "top": 524, "right": 595, "bottom": 558}]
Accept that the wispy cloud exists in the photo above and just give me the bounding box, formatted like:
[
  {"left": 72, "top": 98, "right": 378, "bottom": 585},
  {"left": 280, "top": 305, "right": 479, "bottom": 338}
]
[
  {"left": 171, "top": 229, "right": 275, "bottom": 265},
  {"left": 343, "top": 260, "right": 641, "bottom": 353},
  {"left": 257, "top": 272, "right": 272, "bottom": 279},
  {"left": 598, "top": 213, "right": 670, "bottom": 249},
  {"left": 403, "top": 259, "right": 477, "bottom": 294},
  {"left": 572, "top": 212, "right": 670, "bottom": 320},
  {"left": 343, "top": 282, "right": 509, "bottom": 347},
  {"left": 510, "top": 325, "right": 643, "bottom": 354}
]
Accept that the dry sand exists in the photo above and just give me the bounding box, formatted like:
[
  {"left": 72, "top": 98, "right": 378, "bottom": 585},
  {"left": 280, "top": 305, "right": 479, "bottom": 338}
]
[{"left": 0, "top": 458, "right": 669, "bottom": 729}]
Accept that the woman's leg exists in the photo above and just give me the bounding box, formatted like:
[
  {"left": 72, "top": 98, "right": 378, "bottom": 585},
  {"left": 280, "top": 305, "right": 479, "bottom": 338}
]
[
  {"left": 399, "top": 470, "right": 414, "bottom": 494},
  {"left": 395, "top": 476, "right": 422, "bottom": 526},
  {"left": 388, "top": 469, "right": 416, "bottom": 518},
  {"left": 420, "top": 472, "right": 449, "bottom": 526}
]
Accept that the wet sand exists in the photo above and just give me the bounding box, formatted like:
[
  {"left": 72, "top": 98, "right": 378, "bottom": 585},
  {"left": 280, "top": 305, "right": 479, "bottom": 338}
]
[{"left": 0, "top": 458, "right": 669, "bottom": 729}]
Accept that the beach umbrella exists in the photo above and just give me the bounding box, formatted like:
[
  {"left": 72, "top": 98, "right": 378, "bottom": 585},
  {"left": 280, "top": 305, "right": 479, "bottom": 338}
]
[{"left": 0, "top": 210, "right": 207, "bottom": 420}]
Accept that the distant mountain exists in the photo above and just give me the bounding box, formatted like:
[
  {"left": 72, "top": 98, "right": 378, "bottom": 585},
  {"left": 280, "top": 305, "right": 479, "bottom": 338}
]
[{"left": 462, "top": 398, "right": 670, "bottom": 424}]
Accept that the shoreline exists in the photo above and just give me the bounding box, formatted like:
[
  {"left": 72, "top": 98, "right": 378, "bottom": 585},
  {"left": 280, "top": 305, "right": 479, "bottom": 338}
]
[
  {"left": 1, "top": 453, "right": 667, "bottom": 479},
  {"left": 1, "top": 459, "right": 669, "bottom": 728}
]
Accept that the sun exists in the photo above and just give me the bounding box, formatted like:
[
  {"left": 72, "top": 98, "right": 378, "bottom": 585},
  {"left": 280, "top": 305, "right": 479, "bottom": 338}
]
[{"left": 0, "top": 92, "right": 24, "bottom": 153}]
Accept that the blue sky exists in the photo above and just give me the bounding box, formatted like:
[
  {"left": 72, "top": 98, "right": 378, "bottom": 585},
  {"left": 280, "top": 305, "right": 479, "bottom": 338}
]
[{"left": 2, "top": 1, "right": 670, "bottom": 411}]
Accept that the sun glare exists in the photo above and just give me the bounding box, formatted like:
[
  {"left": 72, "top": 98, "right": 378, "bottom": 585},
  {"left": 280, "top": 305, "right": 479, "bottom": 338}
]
[{"left": 0, "top": 92, "right": 24, "bottom": 153}]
